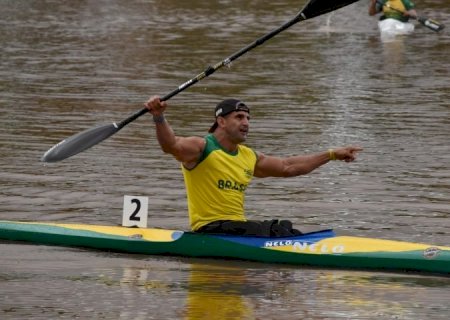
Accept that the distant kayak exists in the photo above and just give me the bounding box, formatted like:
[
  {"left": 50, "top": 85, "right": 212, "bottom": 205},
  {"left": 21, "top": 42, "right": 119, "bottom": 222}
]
[
  {"left": 1, "top": 220, "right": 449, "bottom": 275},
  {"left": 378, "top": 18, "right": 414, "bottom": 37}
]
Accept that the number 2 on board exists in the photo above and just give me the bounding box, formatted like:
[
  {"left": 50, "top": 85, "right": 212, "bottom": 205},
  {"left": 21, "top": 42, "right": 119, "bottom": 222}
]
[
  {"left": 130, "top": 198, "right": 141, "bottom": 221},
  {"left": 122, "top": 195, "right": 148, "bottom": 228}
]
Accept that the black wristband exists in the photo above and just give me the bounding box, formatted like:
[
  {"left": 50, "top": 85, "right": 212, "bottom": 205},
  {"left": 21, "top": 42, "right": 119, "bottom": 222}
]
[{"left": 153, "top": 114, "right": 165, "bottom": 124}]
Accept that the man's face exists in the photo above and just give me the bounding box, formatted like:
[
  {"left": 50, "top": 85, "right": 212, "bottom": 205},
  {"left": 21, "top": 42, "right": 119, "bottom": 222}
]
[{"left": 222, "top": 111, "right": 250, "bottom": 143}]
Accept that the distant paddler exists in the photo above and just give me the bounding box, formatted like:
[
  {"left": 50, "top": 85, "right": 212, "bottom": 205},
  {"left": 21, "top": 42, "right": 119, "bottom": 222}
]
[
  {"left": 369, "top": 0, "right": 444, "bottom": 35},
  {"left": 369, "top": 0, "right": 417, "bottom": 36}
]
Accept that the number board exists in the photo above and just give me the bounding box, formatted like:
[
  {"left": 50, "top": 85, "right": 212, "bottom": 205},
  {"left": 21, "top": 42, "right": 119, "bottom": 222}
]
[{"left": 122, "top": 195, "right": 149, "bottom": 228}]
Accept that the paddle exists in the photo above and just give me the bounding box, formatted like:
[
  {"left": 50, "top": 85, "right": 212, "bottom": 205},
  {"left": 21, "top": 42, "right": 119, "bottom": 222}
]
[
  {"left": 377, "top": 0, "right": 444, "bottom": 32},
  {"left": 42, "top": 0, "right": 361, "bottom": 163}
]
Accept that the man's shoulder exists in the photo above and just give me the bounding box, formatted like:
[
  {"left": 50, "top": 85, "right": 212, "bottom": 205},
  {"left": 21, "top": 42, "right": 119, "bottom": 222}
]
[{"left": 238, "top": 144, "right": 258, "bottom": 162}]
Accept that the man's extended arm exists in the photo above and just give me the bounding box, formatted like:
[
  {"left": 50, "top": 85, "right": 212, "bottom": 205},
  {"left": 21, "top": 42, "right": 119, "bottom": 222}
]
[{"left": 254, "top": 147, "right": 362, "bottom": 178}]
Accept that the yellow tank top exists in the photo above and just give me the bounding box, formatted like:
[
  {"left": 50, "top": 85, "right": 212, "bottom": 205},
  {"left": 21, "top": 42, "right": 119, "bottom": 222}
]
[
  {"left": 182, "top": 134, "right": 258, "bottom": 231},
  {"left": 383, "top": 0, "right": 406, "bottom": 11},
  {"left": 380, "top": 0, "right": 415, "bottom": 22},
  {"left": 382, "top": 0, "right": 406, "bottom": 17}
]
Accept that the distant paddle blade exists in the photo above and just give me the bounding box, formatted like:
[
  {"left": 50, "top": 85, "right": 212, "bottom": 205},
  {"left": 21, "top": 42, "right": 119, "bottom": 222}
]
[
  {"left": 41, "top": 123, "right": 119, "bottom": 162},
  {"left": 418, "top": 17, "right": 444, "bottom": 32},
  {"left": 300, "top": 0, "right": 360, "bottom": 19}
]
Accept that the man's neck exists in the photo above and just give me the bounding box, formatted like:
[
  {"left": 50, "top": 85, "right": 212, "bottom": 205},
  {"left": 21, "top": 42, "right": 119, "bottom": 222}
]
[{"left": 213, "top": 132, "right": 239, "bottom": 153}]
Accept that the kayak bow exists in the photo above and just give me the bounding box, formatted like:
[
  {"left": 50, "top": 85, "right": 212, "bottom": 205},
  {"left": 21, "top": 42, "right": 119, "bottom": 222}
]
[
  {"left": 0, "top": 220, "right": 448, "bottom": 275},
  {"left": 378, "top": 18, "right": 414, "bottom": 37}
]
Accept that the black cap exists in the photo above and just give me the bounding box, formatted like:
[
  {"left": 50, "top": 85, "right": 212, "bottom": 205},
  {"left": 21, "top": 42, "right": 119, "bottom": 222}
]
[{"left": 209, "top": 99, "right": 250, "bottom": 133}]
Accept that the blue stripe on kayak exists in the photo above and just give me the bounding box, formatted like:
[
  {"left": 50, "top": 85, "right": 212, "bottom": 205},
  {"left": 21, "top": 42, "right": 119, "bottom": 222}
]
[{"left": 206, "top": 229, "right": 335, "bottom": 247}]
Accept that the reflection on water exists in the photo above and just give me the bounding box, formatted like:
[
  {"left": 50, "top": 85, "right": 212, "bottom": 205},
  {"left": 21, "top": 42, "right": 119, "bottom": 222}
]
[
  {"left": 185, "top": 264, "right": 255, "bottom": 319},
  {"left": 4, "top": 244, "right": 449, "bottom": 320},
  {"left": 1, "top": 0, "right": 449, "bottom": 319},
  {"left": 380, "top": 37, "right": 408, "bottom": 71}
]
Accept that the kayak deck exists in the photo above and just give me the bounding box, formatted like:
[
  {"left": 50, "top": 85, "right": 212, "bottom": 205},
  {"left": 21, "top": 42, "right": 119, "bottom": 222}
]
[
  {"left": 378, "top": 18, "right": 415, "bottom": 36},
  {"left": 0, "top": 220, "right": 449, "bottom": 275}
]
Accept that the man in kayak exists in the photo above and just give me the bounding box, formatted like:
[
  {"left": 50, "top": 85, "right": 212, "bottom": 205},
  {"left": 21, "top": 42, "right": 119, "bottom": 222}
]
[
  {"left": 145, "top": 96, "right": 362, "bottom": 237},
  {"left": 369, "top": 0, "right": 417, "bottom": 22}
]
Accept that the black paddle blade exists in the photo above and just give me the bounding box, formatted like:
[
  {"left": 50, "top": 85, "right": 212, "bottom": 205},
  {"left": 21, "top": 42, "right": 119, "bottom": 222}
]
[
  {"left": 301, "top": 0, "right": 360, "bottom": 19},
  {"left": 41, "top": 123, "right": 120, "bottom": 162},
  {"left": 418, "top": 17, "right": 444, "bottom": 32}
]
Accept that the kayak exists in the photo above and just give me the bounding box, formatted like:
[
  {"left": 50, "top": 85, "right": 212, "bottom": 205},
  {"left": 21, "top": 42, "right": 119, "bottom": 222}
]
[
  {"left": 0, "top": 220, "right": 449, "bottom": 275},
  {"left": 378, "top": 18, "right": 414, "bottom": 37}
]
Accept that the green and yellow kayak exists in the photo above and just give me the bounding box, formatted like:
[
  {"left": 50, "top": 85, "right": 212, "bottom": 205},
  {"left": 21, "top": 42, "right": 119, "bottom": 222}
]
[{"left": 0, "top": 220, "right": 449, "bottom": 275}]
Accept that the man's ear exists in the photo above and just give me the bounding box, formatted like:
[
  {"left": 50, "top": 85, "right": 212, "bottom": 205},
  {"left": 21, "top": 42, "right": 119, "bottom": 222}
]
[{"left": 217, "top": 116, "right": 226, "bottom": 129}]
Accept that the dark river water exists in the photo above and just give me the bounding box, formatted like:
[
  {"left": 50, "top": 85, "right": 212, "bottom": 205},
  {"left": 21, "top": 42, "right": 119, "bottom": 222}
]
[{"left": 1, "top": 0, "right": 449, "bottom": 319}]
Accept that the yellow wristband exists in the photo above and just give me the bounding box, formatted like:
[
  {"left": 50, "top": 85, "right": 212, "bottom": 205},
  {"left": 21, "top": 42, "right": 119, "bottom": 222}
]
[{"left": 328, "top": 149, "right": 336, "bottom": 161}]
